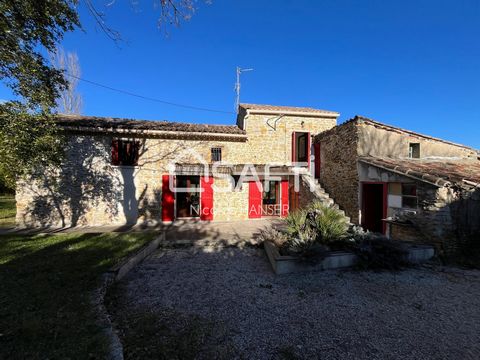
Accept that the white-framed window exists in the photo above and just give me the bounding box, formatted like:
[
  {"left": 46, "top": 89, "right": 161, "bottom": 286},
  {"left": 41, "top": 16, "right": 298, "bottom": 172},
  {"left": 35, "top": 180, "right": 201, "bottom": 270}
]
[
  {"left": 388, "top": 183, "right": 417, "bottom": 209},
  {"left": 409, "top": 143, "right": 420, "bottom": 159}
]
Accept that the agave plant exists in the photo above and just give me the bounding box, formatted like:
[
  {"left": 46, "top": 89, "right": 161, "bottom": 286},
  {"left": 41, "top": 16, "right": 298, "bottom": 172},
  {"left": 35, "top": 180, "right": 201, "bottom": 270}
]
[
  {"left": 313, "top": 206, "right": 349, "bottom": 243},
  {"left": 285, "top": 210, "right": 313, "bottom": 241}
]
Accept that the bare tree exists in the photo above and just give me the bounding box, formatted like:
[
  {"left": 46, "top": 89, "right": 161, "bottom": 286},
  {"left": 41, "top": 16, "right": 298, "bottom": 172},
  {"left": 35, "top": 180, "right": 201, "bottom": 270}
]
[
  {"left": 82, "top": 0, "right": 208, "bottom": 42},
  {"left": 49, "top": 47, "right": 83, "bottom": 114}
]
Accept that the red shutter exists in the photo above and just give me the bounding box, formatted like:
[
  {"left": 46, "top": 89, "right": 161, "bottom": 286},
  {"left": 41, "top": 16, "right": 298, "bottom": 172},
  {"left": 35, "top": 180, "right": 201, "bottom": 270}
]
[
  {"left": 314, "top": 143, "right": 321, "bottom": 179},
  {"left": 248, "top": 181, "right": 262, "bottom": 219},
  {"left": 133, "top": 141, "right": 140, "bottom": 166},
  {"left": 291, "top": 132, "right": 296, "bottom": 164},
  {"left": 112, "top": 139, "right": 119, "bottom": 165},
  {"left": 161, "top": 174, "right": 175, "bottom": 222},
  {"left": 281, "top": 180, "right": 289, "bottom": 217},
  {"left": 200, "top": 177, "right": 214, "bottom": 221},
  {"left": 306, "top": 132, "right": 311, "bottom": 169}
]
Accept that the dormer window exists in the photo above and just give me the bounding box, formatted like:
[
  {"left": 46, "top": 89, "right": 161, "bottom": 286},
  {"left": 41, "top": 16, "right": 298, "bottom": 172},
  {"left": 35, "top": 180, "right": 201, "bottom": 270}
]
[{"left": 409, "top": 143, "right": 420, "bottom": 159}]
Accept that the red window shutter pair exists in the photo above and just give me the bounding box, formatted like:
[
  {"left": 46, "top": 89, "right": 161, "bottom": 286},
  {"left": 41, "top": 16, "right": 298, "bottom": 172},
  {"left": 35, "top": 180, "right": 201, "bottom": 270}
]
[
  {"left": 248, "top": 180, "right": 289, "bottom": 218},
  {"left": 111, "top": 139, "right": 140, "bottom": 166},
  {"left": 161, "top": 175, "right": 214, "bottom": 222}
]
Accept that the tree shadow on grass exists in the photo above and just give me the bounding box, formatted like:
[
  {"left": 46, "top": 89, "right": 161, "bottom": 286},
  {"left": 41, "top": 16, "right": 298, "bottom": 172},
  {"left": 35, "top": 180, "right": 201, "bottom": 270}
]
[{"left": 0, "top": 232, "right": 154, "bottom": 359}]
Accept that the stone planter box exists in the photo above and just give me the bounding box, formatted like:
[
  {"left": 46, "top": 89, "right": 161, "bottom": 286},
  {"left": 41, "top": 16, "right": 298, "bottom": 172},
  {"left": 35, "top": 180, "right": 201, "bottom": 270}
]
[{"left": 264, "top": 241, "right": 435, "bottom": 275}]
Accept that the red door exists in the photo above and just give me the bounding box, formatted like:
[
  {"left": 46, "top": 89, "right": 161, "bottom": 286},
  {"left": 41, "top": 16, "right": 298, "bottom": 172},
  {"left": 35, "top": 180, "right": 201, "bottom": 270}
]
[
  {"left": 362, "top": 183, "right": 387, "bottom": 234},
  {"left": 161, "top": 174, "right": 175, "bottom": 222},
  {"left": 248, "top": 181, "right": 262, "bottom": 218},
  {"left": 280, "top": 180, "right": 289, "bottom": 217},
  {"left": 200, "top": 177, "right": 214, "bottom": 221},
  {"left": 314, "top": 143, "right": 321, "bottom": 179}
]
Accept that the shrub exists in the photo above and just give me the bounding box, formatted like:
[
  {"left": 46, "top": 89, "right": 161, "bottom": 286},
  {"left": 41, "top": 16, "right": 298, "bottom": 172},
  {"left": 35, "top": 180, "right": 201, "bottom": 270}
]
[
  {"left": 285, "top": 210, "right": 314, "bottom": 241},
  {"left": 307, "top": 202, "right": 349, "bottom": 244},
  {"left": 281, "top": 202, "right": 350, "bottom": 263},
  {"left": 356, "top": 236, "right": 410, "bottom": 270},
  {"left": 258, "top": 227, "right": 289, "bottom": 248}
]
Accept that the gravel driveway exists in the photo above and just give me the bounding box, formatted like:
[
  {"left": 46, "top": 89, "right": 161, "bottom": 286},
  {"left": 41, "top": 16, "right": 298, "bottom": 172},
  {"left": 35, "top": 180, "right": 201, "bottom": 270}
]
[{"left": 107, "top": 246, "right": 480, "bottom": 360}]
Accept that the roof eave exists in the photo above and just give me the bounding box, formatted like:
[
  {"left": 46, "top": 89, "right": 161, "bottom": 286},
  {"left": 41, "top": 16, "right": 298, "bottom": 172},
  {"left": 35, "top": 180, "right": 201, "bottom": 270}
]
[
  {"left": 245, "top": 109, "right": 339, "bottom": 118},
  {"left": 59, "top": 125, "right": 248, "bottom": 141}
]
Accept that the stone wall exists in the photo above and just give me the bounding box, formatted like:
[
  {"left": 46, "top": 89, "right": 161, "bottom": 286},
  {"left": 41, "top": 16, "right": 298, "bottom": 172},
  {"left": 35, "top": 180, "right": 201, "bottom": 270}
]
[
  {"left": 316, "top": 121, "right": 360, "bottom": 223},
  {"left": 412, "top": 186, "right": 480, "bottom": 258},
  {"left": 213, "top": 178, "right": 249, "bottom": 221},
  {"left": 242, "top": 113, "right": 336, "bottom": 165},
  {"left": 357, "top": 121, "right": 477, "bottom": 159},
  {"left": 17, "top": 112, "right": 336, "bottom": 227}
]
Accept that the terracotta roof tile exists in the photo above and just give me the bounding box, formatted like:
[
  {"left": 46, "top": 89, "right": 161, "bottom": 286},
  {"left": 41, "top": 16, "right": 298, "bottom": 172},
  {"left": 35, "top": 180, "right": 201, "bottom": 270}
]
[
  {"left": 359, "top": 156, "right": 480, "bottom": 189},
  {"left": 55, "top": 115, "right": 246, "bottom": 135}
]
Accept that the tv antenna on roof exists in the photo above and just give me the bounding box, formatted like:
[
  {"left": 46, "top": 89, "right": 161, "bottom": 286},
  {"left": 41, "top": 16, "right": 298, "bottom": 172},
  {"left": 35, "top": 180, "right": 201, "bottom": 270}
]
[{"left": 235, "top": 66, "right": 254, "bottom": 113}]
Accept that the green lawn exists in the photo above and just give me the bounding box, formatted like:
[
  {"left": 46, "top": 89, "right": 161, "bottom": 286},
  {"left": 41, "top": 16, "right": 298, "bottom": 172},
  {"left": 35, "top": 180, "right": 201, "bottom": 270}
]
[
  {"left": 0, "top": 232, "right": 156, "bottom": 359},
  {"left": 0, "top": 195, "right": 16, "bottom": 228}
]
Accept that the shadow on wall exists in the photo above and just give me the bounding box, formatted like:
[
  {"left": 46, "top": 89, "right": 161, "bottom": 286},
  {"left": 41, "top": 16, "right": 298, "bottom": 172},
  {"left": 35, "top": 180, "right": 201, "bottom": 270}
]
[
  {"left": 23, "top": 136, "right": 125, "bottom": 228},
  {"left": 401, "top": 185, "right": 480, "bottom": 263},
  {"left": 448, "top": 186, "right": 480, "bottom": 264},
  {"left": 21, "top": 135, "right": 210, "bottom": 228}
]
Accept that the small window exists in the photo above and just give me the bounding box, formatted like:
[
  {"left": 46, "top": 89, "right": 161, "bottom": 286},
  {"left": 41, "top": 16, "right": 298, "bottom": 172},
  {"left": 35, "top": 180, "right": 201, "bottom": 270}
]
[
  {"left": 388, "top": 183, "right": 417, "bottom": 209},
  {"left": 231, "top": 175, "right": 242, "bottom": 191},
  {"left": 211, "top": 147, "right": 222, "bottom": 162},
  {"left": 409, "top": 143, "right": 420, "bottom": 159},
  {"left": 401, "top": 183, "right": 417, "bottom": 209},
  {"left": 112, "top": 139, "right": 140, "bottom": 166}
]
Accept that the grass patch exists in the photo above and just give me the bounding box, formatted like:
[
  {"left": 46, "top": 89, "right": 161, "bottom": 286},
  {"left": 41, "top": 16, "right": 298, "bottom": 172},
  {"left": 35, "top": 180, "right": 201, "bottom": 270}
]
[
  {"left": 0, "top": 195, "right": 15, "bottom": 228},
  {"left": 0, "top": 231, "right": 155, "bottom": 359}
]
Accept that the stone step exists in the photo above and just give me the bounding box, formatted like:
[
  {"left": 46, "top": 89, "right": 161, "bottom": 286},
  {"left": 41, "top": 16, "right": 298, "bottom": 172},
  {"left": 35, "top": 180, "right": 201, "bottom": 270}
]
[{"left": 301, "top": 173, "right": 351, "bottom": 225}]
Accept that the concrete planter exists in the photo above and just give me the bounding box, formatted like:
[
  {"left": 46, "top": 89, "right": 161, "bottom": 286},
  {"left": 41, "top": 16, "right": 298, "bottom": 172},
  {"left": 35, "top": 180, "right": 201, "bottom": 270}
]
[
  {"left": 406, "top": 244, "right": 435, "bottom": 264},
  {"left": 264, "top": 241, "right": 435, "bottom": 275},
  {"left": 264, "top": 241, "right": 358, "bottom": 275}
]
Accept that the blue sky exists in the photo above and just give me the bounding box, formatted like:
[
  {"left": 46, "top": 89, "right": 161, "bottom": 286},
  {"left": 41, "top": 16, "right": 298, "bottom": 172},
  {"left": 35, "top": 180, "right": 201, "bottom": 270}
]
[{"left": 1, "top": 0, "right": 479, "bottom": 148}]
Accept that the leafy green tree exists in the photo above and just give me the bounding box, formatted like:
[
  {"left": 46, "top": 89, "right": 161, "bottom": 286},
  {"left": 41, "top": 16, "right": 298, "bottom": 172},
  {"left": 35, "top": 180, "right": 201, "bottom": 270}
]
[
  {"left": 0, "top": 0, "right": 201, "bottom": 189},
  {"left": 0, "top": 0, "right": 80, "bottom": 108},
  {"left": 0, "top": 102, "right": 64, "bottom": 189},
  {"left": 0, "top": 0, "right": 80, "bottom": 189}
]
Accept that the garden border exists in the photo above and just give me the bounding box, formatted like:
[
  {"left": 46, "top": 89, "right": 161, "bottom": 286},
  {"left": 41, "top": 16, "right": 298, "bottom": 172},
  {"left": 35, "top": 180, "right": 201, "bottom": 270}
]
[{"left": 92, "top": 232, "right": 166, "bottom": 360}]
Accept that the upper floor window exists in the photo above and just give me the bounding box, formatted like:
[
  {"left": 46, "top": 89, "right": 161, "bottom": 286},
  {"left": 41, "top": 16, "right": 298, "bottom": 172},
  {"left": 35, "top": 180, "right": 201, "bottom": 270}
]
[
  {"left": 409, "top": 143, "right": 420, "bottom": 159},
  {"left": 211, "top": 147, "right": 222, "bottom": 162},
  {"left": 112, "top": 139, "right": 139, "bottom": 166}
]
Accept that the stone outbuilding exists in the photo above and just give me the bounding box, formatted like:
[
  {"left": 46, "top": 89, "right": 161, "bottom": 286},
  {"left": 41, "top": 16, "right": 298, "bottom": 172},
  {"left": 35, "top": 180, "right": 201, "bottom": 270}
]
[{"left": 315, "top": 116, "right": 480, "bottom": 257}]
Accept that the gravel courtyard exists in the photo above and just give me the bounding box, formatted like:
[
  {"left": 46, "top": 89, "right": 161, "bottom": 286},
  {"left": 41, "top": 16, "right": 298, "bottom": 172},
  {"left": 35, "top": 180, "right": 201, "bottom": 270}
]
[{"left": 107, "top": 246, "right": 480, "bottom": 360}]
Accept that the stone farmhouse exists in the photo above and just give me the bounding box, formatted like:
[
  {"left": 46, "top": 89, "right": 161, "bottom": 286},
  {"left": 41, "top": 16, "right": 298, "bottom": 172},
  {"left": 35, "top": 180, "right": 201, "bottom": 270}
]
[{"left": 16, "top": 103, "right": 480, "bottom": 256}]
